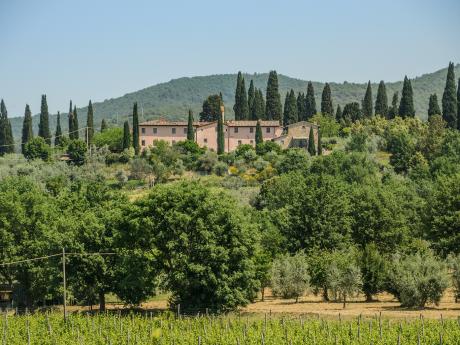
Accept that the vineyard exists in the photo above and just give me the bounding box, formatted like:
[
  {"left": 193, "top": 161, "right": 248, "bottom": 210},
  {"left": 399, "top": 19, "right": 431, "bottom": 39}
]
[{"left": 1, "top": 312, "right": 460, "bottom": 344}]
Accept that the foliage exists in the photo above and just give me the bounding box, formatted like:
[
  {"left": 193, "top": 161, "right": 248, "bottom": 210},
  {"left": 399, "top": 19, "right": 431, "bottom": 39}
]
[
  {"left": 93, "top": 127, "right": 124, "bottom": 152},
  {"left": 442, "top": 62, "right": 458, "bottom": 129},
  {"left": 265, "top": 71, "right": 282, "bottom": 121},
  {"left": 199, "top": 94, "right": 222, "bottom": 122},
  {"left": 359, "top": 243, "right": 387, "bottom": 301},
  {"left": 310, "top": 113, "right": 340, "bottom": 137},
  {"left": 67, "top": 139, "right": 87, "bottom": 166},
  {"left": 23, "top": 137, "right": 51, "bottom": 161}
]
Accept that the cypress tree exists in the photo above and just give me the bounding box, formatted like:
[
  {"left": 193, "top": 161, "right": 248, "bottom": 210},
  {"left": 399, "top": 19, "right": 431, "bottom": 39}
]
[
  {"left": 217, "top": 110, "right": 225, "bottom": 154},
  {"left": 283, "top": 89, "right": 298, "bottom": 126},
  {"left": 252, "top": 89, "right": 265, "bottom": 120},
  {"left": 233, "top": 72, "right": 249, "bottom": 120},
  {"left": 388, "top": 92, "right": 399, "bottom": 119},
  {"left": 308, "top": 126, "right": 316, "bottom": 156},
  {"left": 321, "top": 83, "right": 333, "bottom": 116},
  {"left": 458, "top": 78, "right": 460, "bottom": 130},
  {"left": 375, "top": 81, "right": 388, "bottom": 117},
  {"left": 255, "top": 120, "right": 263, "bottom": 145},
  {"left": 187, "top": 109, "right": 195, "bottom": 141},
  {"left": 297, "top": 92, "right": 306, "bottom": 121},
  {"left": 335, "top": 105, "right": 343, "bottom": 122},
  {"left": 200, "top": 94, "right": 222, "bottom": 122},
  {"left": 86, "top": 100, "right": 94, "bottom": 146},
  {"left": 38, "top": 95, "right": 51, "bottom": 144},
  {"left": 132, "top": 102, "right": 140, "bottom": 154},
  {"left": 442, "top": 62, "right": 457, "bottom": 129},
  {"left": 248, "top": 80, "right": 255, "bottom": 115},
  {"left": 317, "top": 128, "right": 322, "bottom": 155},
  {"left": 0, "top": 100, "right": 14, "bottom": 154},
  {"left": 22, "top": 104, "right": 33, "bottom": 153},
  {"left": 305, "top": 82, "right": 317, "bottom": 119},
  {"left": 68, "top": 100, "right": 74, "bottom": 138},
  {"left": 398, "top": 76, "right": 415, "bottom": 118},
  {"left": 73, "top": 106, "right": 79, "bottom": 139},
  {"left": 265, "top": 70, "right": 282, "bottom": 121},
  {"left": 362, "top": 81, "right": 373, "bottom": 118},
  {"left": 342, "top": 102, "right": 362, "bottom": 124},
  {"left": 101, "top": 119, "right": 108, "bottom": 132},
  {"left": 428, "top": 94, "right": 441, "bottom": 118},
  {"left": 55, "top": 111, "right": 62, "bottom": 147},
  {"left": 123, "top": 121, "right": 131, "bottom": 149}
]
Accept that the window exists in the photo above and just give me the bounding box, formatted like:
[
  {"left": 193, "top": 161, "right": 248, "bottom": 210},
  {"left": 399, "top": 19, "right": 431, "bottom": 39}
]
[
  {"left": 266, "top": 127, "right": 271, "bottom": 133},
  {"left": 141, "top": 140, "right": 145, "bottom": 146},
  {"left": 238, "top": 140, "right": 242, "bottom": 145},
  {"left": 204, "top": 138, "right": 208, "bottom": 143},
  {"left": 234, "top": 127, "right": 239, "bottom": 133},
  {"left": 153, "top": 128, "right": 157, "bottom": 134},
  {"left": 250, "top": 127, "right": 254, "bottom": 133},
  {"left": 141, "top": 127, "right": 145, "bottom": 134},
  {"left": 183, "top": 127, "right": 187, "bottom": 134},
  {"left": 172, "top": 128, "right": 176, "bottom": 134}
]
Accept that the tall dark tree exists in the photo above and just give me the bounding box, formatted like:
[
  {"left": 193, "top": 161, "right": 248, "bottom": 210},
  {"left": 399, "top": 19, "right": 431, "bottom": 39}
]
[
  {"left": 283, "top": 89, "right": 298, "bottom": 126},
  {"left": 305, "top": 82, "right": 317, "bottom": 119},
  {"left": 317, "top": 128, "right": 322, "bottom": 155},
  {"left": 265, "top": 70, "right": 282, "bottom": 121},
  {"left": 428, "top": 94, "right": 441, "bottom": 118},
  {"left": 398, "top": 76, "right": 415, "bottom": 118},
  {"left": 362, "top": 81, "right": 373, "bottom": 118},
  {"left": 38, "top": 95, "right": 51, "bottom": 144},
  {"left": 442, "top": 62, "right": 458, "bottom": 129},
  {"left": 132, "top": 102, "right": 140, "bottom": 154},
  {"left": 54, "top": 111, "right": 63, "bottom": 147},
  {"left": 123, "top": 121, "right": 131, "bottom": 150},
  {"left": 342, "top": 102, "right": 362, "bottom": 124},
  {"left": 321, "top": 83, "right": 333, "bottom": 116},
  {"left": 68, "top": 100, "right": 74, "bottom": 138},
  {"left": 200, "top": 94, "right": 222, "bottom": 122},
  {"left": 86, "top": 100, "right": 94, "bottom": 146},
  {"left": 388, "top": 92, "right": 399, "bottom": 119},
  {"left": 248, "top": 80, "right": 255, "bottom": 115},
  {"left": 255, "top": 120, "right": 263, "bottom": 145},
  {"left": 73, "top": 106, "right": 79, "bottom": 139},
  {"left": 0, "top": 100, "right": 14, "bottom": 154},
  {"left": 308, "top": 126, "right": 316, "bottom": 156},
  {"left": 101, "top": 119, "right": 108, "bottom": 132},
  {"left": 217, "top": 110, "right": 225, "bottom": 154},
  {"left": 335, "top": 105, "right": 343, "bottom": 122},
  {"left": 187, "top": 109, "right": 195, "bottom": 141},
  {"left": 22, "top": 104, "right": 33, "bottom": 154},
  {"left": 251, "top": 89, "right": 265, "bottom": 120},
  {"left": 233, "top": 72, "right": 249, "bottom": 120},
  {"left": 375, "top": 81, "right": 388, "bottom": 117},
  {"left": 297, "top": 92, "right": 306, "bottom": 121},
  {"left": 458, "top": 78, "right": 460, "bottom": 130}
]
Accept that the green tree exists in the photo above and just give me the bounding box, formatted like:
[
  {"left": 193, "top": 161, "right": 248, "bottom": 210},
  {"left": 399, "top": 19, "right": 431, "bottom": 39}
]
[
  {"left": 283, "top": 89, "right": 298, "bottom": 126},
  {"left": 86, "top": 100, "right": 94, "bottom": 146},
  {"left": 362, "top": 81, "right": 373, "bottom": 118},
  {"left": 428, "top": 94, "right": 441, "bottom": 118},
  {"left": 200, "top": 94, "right": 222, "bottom": 122},
  {"left": 101, "top": 118, "right": 108, "bottom": 132},
  {"left": 388, "top": 91, "right": 399, "bottom": 119},
  {"left": 458, "top": 78, "right": 460, "bottom": 130},
  {"left": 67, "top": 139, "right": 87, "bottom": 165},
  {"left": 448, "top": 254, "right": 460, "bottom": 302},
  {"left": 187, "top": 109, "right": 195, "bottom": 141},
  {"left": 335, "top": 105, "right": 342, "bottom": 122},
  {"left": 0, "top": 100, "right": 14, "bottom": 154},
  {"left": 321, "top": 83, "right": 333, "bottom": 116},
  {"left": 23, "top": 137, "right": 51, "bottom": 161},
  {"left": 54, "top": 111, "right": 63, "bottom": 147},
  {"left": 342, "top": 102, "right": 362, "bottom": 124},
  {"left": 21, "top": 104, "right": 33, "bottom": 154},
  {"left": 132, "top": 102, "right": 140, "bottom": 154},
  {"left": 308, "top": 126, "right": 316, "bottom": 156},
  {"left": 442, "top": 62, "right": 458, "bottom": 129},
  {"left": 297, "top": 92, "right": 306, "bottom": 121},
  {"left": 375, "top": 81, "right": 388, "bottom": 117},
  {"left": 359, "top": 244, "right": 387, "bottom": 301},
  {"left": 247, "top": 79, "right": 255, "bottom": 115},
  {"left": 317, "top": 128, "right": 322, "bottom": 155},
  {"left": 68, "top": 100, "right": 74, "bottom": 138},
  {"left": 305, "top": 82, "right": 317, "bottom": 119},
  {"left": 265, "top": 70, "right": 282, "bottom": 121},
  {"left": 123, "top": 121, "right": 131, "bottom": 150},
  {"left": 38, "top": 95, "right": 51, "bottom": 144},
  {"left": 217, "top": 111, "right": 225, "bottom": 154},
  {"left": 73, "top": 105, "right": 79, "bottom": 139},
  {"left": 233, "top": 72, "right": 249, "bottom": 120},
  {"left": 118, "top": 181, "right": 260, "bottom": 311},
  {"left": 399, "top": 76, "right": 415, "bottom": 118},
  {"left": 255, "top": 120, "right": 263, "bottom": 145},
  {"left": 271, "top": 252, "right": 310, "bottom": 303},
  {"left": 93, "top": 127, "right": 124, "bottom": 152},
  {"left": 251, "top": 89, "right": 265, "bottom": 120}
]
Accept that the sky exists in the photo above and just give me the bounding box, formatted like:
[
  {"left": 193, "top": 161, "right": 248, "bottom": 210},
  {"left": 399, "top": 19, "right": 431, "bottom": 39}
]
[{"left": 1, "top": 0, "right": 459, "bottom": 116}]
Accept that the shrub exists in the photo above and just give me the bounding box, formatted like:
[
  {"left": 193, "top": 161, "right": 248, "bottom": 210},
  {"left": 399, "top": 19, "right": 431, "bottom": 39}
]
[
  {"left": 448, "top": 254, "right": 460, "bottom": 303},
  {"left": 213, "top": 161, "right": 228, "bottom": 176},
  {"left": 23, "top": 137, "right": 52, "bottom": 161},
  {"left": 256, "top": 141, "right": 282, "bottom": 155},
  {"left": 271, "top": 252, "right": 310, "bottom": 302},
  {"left": 67, "top": 140, "right": 87, "bottom": 166},
  {"left": 235, "top": 144, "right": 254, "bottom": 158},
  {"left": 197, "top": 150, "right": 218, "bottom": 173},
  {"left": 130, "top": 158, "right": 153, "bottom": 181},
  {"left": 115, "top": 170, "right": 128, "bottom": 186},
  {"left": 276, "top": 148, "right": 310, "bottom": 174},
  {"left": 252, "top": 158, "right": 269, "bottom": 172},
  {"left": 388, "top": 251, "right": 449, "bottom": 308},
  {"left": 93, "top": 127, "right": 124, "bottom": 152}
]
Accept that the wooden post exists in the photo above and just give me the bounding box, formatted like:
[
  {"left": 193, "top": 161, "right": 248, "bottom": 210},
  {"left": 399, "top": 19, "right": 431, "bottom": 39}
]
[{"left": 62, "top": 248, "right": 67, "bottom": 322}]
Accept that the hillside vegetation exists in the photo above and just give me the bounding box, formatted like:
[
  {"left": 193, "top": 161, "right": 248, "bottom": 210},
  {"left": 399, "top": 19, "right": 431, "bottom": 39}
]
[{"left": 9, "top": 64, "right": 460, "bottom": 139}]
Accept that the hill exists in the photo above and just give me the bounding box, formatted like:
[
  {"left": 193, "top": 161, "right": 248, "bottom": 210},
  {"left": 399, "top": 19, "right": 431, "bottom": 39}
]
[{"left": 9, "top": 64, "right": 460, "bottom": 142}]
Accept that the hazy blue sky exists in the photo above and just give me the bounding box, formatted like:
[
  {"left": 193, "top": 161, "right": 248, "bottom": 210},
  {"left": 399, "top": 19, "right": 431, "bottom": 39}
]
[{"left": 1, "top": 0, "right": 459, "bottom": 116}]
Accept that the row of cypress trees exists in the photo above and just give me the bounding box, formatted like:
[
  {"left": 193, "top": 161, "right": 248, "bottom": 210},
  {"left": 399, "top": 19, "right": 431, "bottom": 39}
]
[{"left": 122, "top": 103, "right": 140, "bottom": 154}]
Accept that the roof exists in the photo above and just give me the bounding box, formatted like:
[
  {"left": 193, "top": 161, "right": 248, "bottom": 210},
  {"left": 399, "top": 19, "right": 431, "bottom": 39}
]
[
  {"left": 140, "top": 120, "right": 214, "bottom": 127},
  {"left": 225, "top": 120, "right": 281, "bottom": 127},
  {"left": 286, "top": 121, "right": 319, "bottom": 128}
]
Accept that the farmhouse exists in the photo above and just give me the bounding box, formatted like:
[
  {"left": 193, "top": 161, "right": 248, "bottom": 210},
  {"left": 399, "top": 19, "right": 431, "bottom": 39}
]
[{"left": 139, "top": 118, "right": 319, "bottom": 153}]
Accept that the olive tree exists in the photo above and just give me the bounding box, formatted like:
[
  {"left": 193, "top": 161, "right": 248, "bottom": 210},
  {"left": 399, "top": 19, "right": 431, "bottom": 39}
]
[{"left": 271, "top": 252, "right": 310, "bottom": 302}]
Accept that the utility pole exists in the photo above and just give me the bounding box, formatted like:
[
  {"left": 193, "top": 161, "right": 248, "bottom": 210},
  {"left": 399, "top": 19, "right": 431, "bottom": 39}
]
[{"left": 62, "top": 247, "right": 67, "bottom": 322}]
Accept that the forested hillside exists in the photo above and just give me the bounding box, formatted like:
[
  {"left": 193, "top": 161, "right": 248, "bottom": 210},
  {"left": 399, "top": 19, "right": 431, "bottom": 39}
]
[{"left": 9, "top": 64, "right": 460, "bottom": 139}]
